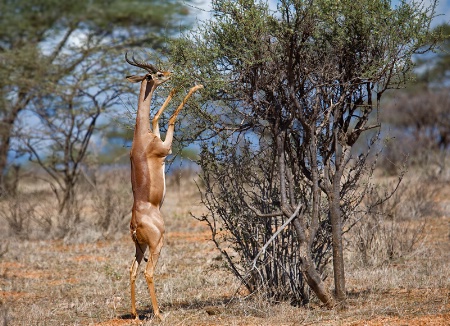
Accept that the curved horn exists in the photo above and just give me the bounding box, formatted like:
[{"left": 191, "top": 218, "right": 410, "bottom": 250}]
[{"left": 125, "top": 52, "right": 158, "bottom": 73}]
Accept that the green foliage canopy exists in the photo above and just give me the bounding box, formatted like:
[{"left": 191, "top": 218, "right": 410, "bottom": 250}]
[
  {"left": 169, "top": 0, "right": 440, "bottom": 140},
  {"left": 0, "top": 0, "right": 193, "bottom": 188}
]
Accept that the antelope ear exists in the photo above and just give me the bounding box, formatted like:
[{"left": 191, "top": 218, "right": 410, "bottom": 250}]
[{"left": 126, "top": 75, "right": 146, "bottom": 83}]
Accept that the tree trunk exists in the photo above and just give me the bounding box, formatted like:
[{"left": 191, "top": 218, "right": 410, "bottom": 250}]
[
  {"left": 0, "top": 115, "right": 16, "bottom": 192},
  {"left": 328, "top": 188, "right": 346, "bottom": 302},
  {"left": 278, "top": 132, "right": 334, "bottom": 307},
  {"left": 293, "top": 219, "right": 334, "bottom": 308},
  {"left": 326, "top": 122, "right": 347, "bottom": 303},
  {"left": 0, "top": 137, "right": 10, "bottom": 192},
  {"left": 0, "top": 94, "right": 29, "bottom": 193}
]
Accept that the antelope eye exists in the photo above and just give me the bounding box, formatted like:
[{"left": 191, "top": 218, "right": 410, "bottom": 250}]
[{"left": 157, "top": 72, "right": 164, "bottom": 78}]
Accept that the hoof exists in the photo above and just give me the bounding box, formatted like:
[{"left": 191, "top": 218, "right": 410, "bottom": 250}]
[{"left": 154, "top": 313, "right": 165, "bottom": 322}]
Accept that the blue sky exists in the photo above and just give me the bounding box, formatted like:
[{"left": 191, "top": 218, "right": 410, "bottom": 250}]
[
  {"left": 422, "top": 0, "right": 450, "bottom": 25},
  {"left": 195, "top": 0, "right": 449, "bottom": 26}
]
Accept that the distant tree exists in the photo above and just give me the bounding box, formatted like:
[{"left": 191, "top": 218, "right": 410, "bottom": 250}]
[
  {"left": 416, "top": 23, "right": 450, "bottom": 85},
  {"left": 169, "top": 0, "right": 439, "bottom": 305},
  {"left": 382, "top": 23, "right": 450, "bottom": 174},
  {"left": 16, "top": 55, "right": 122, "bottom": 223},
  {"left": 0, "top": 0, "right": 193, "bottom": 192},
  {"left": 95, "top": 126, "right": 134, "bottom": 165}
]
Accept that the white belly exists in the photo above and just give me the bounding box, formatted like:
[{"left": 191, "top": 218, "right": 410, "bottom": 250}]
[{"left": 161, "top": 163, "right": 166, "bottom": 208}]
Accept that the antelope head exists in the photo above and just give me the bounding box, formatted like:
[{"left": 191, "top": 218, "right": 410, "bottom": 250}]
[{"left": 125, "top": 52, "right": 171, "bottom": 86}]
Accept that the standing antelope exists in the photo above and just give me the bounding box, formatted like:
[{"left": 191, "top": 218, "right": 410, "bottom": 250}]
[{"left": 125, "top": 53, "right": 203, "bottom": 321}]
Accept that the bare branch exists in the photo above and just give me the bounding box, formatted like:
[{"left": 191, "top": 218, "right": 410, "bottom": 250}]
[{"left": 252, "top": 201, "right": 302, "bottom": 269}]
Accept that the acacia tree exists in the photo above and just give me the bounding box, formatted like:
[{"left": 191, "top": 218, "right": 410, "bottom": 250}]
[
  {"left": 0, "top": 0, "right": 192, "bottom": 192},
  {"left": 16, "top": 55, "right": 123, "bottom": 225},
  {"left": 169, "top": 0, "right": 438, "bottom": 305}
]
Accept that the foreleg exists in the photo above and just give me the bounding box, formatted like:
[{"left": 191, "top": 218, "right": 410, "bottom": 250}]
[
  {"left": 152, "top": 89, "right": 177, "bottom": 138},
  {"left": 164, "top": 85, "right": 203, "bottom": 148}
]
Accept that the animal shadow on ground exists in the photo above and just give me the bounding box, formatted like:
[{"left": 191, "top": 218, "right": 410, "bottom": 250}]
[{"left": 119, "top": 297, "right": 231, "bottom": 321}]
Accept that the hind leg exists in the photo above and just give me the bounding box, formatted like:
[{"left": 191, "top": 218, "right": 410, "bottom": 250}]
[
  {"left": 144, "top": 235, "right": 164, "bottom": 321},
  {"left": 130, "top": 242, "right": 146, "bottom": 319}
]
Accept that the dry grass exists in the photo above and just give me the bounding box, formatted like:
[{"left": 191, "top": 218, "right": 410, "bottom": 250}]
[{"left": 0, "top": 170, "right": 449, "bottom": 325}]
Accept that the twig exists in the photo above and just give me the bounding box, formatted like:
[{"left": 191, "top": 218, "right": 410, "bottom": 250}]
[
  {"left": 251, "top": 202, "right": 302, "bottom": 269},
  {"left": 245, "top": 201, "right": 282, "bottom": 217}
]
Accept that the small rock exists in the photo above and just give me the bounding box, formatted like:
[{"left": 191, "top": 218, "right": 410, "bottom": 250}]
[{"left": 205, "top": 306, "right": 221, "bottom": 315}]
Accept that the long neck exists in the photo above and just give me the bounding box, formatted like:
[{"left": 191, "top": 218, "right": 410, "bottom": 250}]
[{"left": 135, "top": 78, "right": 156, "bottom": 136}]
